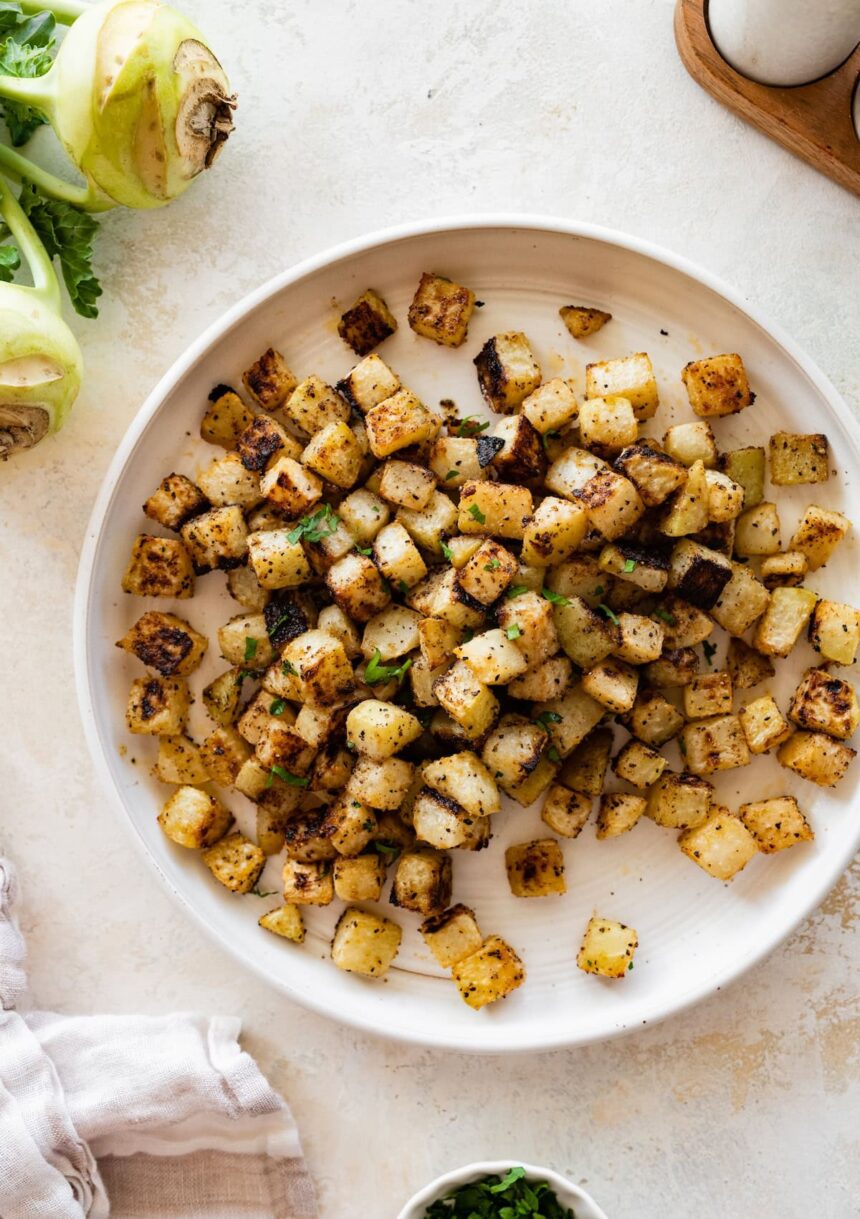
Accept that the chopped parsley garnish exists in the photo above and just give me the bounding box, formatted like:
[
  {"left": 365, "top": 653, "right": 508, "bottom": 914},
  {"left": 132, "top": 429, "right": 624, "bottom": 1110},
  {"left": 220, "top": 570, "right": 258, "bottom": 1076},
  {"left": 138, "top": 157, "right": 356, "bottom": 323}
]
[
  {"left": 541, "top": 587, "right": 569, "bottom": 606},
  {"left": 535, "top": 710, "right": 562, "bottom": 728},
  {"left": 424, "top": 1165, "right": 574, "bottom": 1218},
  {"left": 355, "top": 544, "right": 372, "bottom": 556},
  {"left": 679, "top": 737, "right": 687, "bottom": 755},
  {"left": 457, "top": 414, "right": 490, "bottom": 437},
  {"left": 281, "top": 659, "right": 298, "bottom": 676},
  {"left": 243, "top": 636, "right": 258, "bottom": 662},
  {"left": 703, "top": 640, "right": 717, "bottom": 666},
  {"left": 541, "top": 429, "right": 559, "bottom": 451},
  {"left": 594, "top": 584, "right": 604, "bottom": 596},
  {"left": 505, "top": 585, "right": 528, "bottom": 599},
  {"left": 484, "top": 558, "right": 501, "bottom": 571},
  {"left": 269, "top": 698, "right": 287, "bottom": 716},
  {"left": 265, "top": 766, "right": 309, "bottom": 789},
  {"left": 467, "top": 503, "right": 486, "bottom": 525},
  {"left": 250, "top": 887, "right": 278, "bottom": 897},
  {"left": 440, "top": 541, "right": 454, "bottom": 562},
  {"left": 374, "top": 841, "right": 399, "bottom": 859},
  {"left": 287, "top": 503, "right": 339, "bottom": 545},
  {"left": 365, "top": 649, "right": 412, "bottom": 685},
  {"left": 622, "top": 558, "right": 637, "bottom": 574},
  {"left": 598, "top": 603, "right": 620, "bottom": 626},
  {"left": 505, "top": 623, "right": 522, "bottom": 640},
  {"left": 398, "top": 579, "right": 409, "bottom": 594},
  {"left": 653, "top": 608, "right": 676, "bottom": 626},
  {"left": 444, "top": 469, "right": 459, "bottom": 480},
  {"left": 547, "top": 745, "right": 561, "bottom": 763}
]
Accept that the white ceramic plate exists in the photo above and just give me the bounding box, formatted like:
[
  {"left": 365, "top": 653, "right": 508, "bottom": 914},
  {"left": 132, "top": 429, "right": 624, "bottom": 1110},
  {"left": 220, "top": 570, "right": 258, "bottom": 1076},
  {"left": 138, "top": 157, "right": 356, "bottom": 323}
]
[{"left": 75, "top": 216, "right": 860, "bottom": 1053}]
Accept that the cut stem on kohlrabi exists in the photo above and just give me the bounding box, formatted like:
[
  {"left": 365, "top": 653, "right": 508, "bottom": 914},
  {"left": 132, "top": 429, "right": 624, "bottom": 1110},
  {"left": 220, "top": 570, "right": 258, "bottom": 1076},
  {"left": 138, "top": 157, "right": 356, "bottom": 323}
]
[
  {"left": 0, "top": 174, "right": 82, "bottom": 459},
  {"left": 0, "top": 0, "right": 237, "bottom": 211}
]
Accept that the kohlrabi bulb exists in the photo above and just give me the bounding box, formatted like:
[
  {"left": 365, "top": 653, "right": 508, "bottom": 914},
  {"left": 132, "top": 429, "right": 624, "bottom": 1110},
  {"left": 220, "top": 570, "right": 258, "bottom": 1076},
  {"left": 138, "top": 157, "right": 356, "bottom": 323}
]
[
  {"left": 0, "top": 279, "right": 82, "bottom": 458},
  {"left": 34, "top": 0, "right": 237, "bottom": 209}
]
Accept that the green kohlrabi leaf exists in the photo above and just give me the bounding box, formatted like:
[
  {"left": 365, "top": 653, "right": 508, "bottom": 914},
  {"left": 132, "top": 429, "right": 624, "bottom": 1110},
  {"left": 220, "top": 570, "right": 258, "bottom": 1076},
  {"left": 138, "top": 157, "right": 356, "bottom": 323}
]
[
  {"left": 19, "top": 183, "right": 101, "bottom": 317},
  {"left": 0, "top": 4, "right": 56, "bottom": 146},
  {"left": 0, "top": 242, "right": 20, "bottom": 280}
]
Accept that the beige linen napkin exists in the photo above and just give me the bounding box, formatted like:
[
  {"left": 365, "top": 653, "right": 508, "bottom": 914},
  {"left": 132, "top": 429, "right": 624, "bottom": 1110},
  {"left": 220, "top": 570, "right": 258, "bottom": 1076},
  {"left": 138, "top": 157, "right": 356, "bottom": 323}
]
[{"left": 0, "top": 858, "right": 317, "bottom": 1219}]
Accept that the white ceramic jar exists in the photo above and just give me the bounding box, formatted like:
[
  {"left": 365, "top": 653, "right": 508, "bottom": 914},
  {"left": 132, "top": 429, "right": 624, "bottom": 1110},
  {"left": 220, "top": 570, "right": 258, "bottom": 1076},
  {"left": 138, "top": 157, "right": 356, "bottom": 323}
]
[{"left": 709, "top": 0, "right": 860, "bottom": 85}]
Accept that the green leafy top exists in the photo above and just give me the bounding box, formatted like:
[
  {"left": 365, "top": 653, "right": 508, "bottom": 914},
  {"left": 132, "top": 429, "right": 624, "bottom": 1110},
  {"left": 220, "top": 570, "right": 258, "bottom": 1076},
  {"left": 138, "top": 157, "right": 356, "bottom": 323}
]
[
  {"left": 18, "top": 184, "right": 101, "bottom": 316},
  {"left": 423, "top": 1166, "right": 575, "bottom": 1218},
  {"left": 0, "top": 3, "right": 56, "bottom": 147},
  {"left": 365, "top": 649, "right": 412, "bottom": 685}
]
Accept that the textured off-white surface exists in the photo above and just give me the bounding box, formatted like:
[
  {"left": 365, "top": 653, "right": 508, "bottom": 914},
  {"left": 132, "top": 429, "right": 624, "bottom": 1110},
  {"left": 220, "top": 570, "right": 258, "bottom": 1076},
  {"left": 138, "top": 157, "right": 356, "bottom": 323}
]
[{"left": 1, "top": 1, "right": 858, "bottom": 1215}]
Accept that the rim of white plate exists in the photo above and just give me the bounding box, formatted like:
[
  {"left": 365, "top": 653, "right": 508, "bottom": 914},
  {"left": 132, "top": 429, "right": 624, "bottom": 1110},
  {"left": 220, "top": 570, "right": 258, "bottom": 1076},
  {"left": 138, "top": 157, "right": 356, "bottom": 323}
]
[{"left": 73, "top": 214, "right": 860, "bottom": 1052}]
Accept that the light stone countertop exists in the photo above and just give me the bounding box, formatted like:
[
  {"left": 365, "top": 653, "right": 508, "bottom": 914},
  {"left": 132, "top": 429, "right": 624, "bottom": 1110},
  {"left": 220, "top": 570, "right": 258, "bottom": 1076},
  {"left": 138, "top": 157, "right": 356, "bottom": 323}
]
[{"left": 2, "top": 1, "right": 859, "bottom": 1215}]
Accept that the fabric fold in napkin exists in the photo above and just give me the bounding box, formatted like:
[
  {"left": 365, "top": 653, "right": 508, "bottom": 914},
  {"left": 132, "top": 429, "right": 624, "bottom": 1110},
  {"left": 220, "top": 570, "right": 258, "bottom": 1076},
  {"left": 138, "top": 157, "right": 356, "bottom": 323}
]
[{"left": 0, "top": 858, "right": 317, "bottom": 1219}]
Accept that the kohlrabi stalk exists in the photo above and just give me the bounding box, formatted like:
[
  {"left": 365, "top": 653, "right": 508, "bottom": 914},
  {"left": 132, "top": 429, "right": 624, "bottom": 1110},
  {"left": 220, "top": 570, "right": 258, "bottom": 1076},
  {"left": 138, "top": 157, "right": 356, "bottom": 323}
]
[
  {"left": 0, "top": 175, "right": 83, "bottom": 458},
  {"left": 0, "top": 0, "right": 236, "bottom": 211}
]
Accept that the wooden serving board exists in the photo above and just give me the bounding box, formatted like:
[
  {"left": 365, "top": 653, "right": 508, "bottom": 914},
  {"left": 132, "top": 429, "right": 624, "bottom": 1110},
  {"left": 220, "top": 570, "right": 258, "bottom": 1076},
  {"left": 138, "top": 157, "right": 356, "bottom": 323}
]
[{"left": 675, "top": 0, "right": 860, "bottom": 196}]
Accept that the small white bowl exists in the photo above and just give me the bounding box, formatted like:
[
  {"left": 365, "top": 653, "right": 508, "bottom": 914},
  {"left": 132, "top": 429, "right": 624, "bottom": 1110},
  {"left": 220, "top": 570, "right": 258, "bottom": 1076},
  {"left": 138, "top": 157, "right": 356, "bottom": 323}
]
[{"left": 396, "top": 1160, "right": 608, "bottom": 1219}]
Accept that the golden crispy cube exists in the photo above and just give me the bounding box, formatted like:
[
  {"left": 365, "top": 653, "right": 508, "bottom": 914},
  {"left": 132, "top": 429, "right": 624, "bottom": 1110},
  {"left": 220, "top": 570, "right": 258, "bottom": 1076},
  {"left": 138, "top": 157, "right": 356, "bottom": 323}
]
[
  {"left": 754, "top": 586, "right": 818, "bottom": 658},
  {"left": 559, "top": 304, "right": 611, "bottom": 338},
  {"left": 180, "top": 506, "right": 248, "bottom": 574},
  {"left": 456, "top": 539, "right": 519, "bottom": 603},
  {"left": 197, "top": 452, "right": 262, "bottom": 512},
  {"left": 738, "top": 796, "right": 813, "bottom": 854},
  {"left": 778, "top": 731, "right": 856, "bottom": 787},
  {"left": 586, "top": 352, "right": 658, "bottom": 421},
  {"left": 378, "top": 459, "right": 436, "bottom": 511},
  {"left": 153, "top": 735, "right": 209, "bottom": 785},
  {"left": 396, "top": 490, "right": 459, "bottom": 557},
  {"left": 302, "top": 421, "right": 364, "bottom": 489},
  {"left": 121, "top": 534, "right": 195, "bottom": 598},
  {"left": 681, "top": 714, "right": 749, "bottom": 775},
  {"left": 346, "top": 699, "right": 423, "bottom": 759},
  {"left": 458, "top": 480, "right": 534, "bottom": 540},
  {"left": 598, "top": 543, "right": 669, "bottom": 594},
  {"left": 217, "top": 612, "right": 273, "bottom": 669},
  {"left": 117, "top": 611, "right": 207, "bottom": 677},
  {"left": 371, "top": 522, "right": 428, "bottom": 589},
  {"left": 668, "top": 540, "right": 732, "bottom": 611},
  {"left": 487, "top": 415, "right": 546, "bottom": 484},
  {"left": 433, "top": 661, "right": 499, "bottom": 740},
  {"left": 579, "top": 395, "right": 638, "bottom": 458},
  {"left": 808, "top": 599, "right": 860, "bottom": 666},
  {"left": 331, "top": 906, "right": 402, "bottom": 976},
  {"left": 769, "top": 432, "right": 829, "bottom": 486},
  {"left": 647, "top": 770, "right": 713, "bottom": 828},
  {"left": 577, "top": 916, "right": 638, "bottom": 978},
  {"left": 227, "top": 565, "right": 270, "bottom": 613},
  {"left": 326, "top": 552, "right": 391, "bottom": 624},
  {"left": 411, "top": 788, "right": 474, "bottom": 850},
  {"left": 760, "top": 551, "right": 808, "bottom": 589},
  {"left": 427, "top": 434, "right": 487, "bottom": 489},
  {"left": 613, "top": 613, "right": 665, "bottom": 665},
  {"left": 581, "top": 657, "right": 639, "bottom": 713},
  {"left": 452, "top": 935, "right": 525, "bottom": 1009},
  {"left": 678, "top": 808, "right": 758, "bottom": 880},
  {"left": 422, "top": 752, "right": 501, "bottom": 819},
  {"left": 663, "top": 420, "right": 717, "bottom": 468},
  {"left": 201, "top": 386, "right": 255, "bottom": 449},
  {"left": 338, "top": 288, "right": 397, "bottom": 356},
  {"left": 576, "top": 468, "right": 645, "bottom": 540},
  {"left": 737, "top": 694, "right": 792, "bottom": 754},
  {"left": 521, "top": 497, "right": 589, "bottom": 567},
  {"left": 521, "top": 378, "right": 580, "bottom": 435},
  {"left": 235, "top": 413, "right": 295, "bottom": 473},
  {"left": 390, "top": 848, "right": 452, "bottom": 916},
  {"left": 157, "top": 786, "right": 231, "bottom": 849},
  {"left": 614, "top": 440, "right": 687, "bottom": 507},
  {"left": 788, "top": 505, "right": 850, "bottom": 571},
  {"left": 242, "top": 348, "right": 297, "bottom": 410},
  {"left": 316, "top": 791, "right": 375, "bottom": 857},
  {"left": 474, "top": 331, "right": 542, "bottom": 413},
  {"left": 455, "top": 628, "right": 528, "bottom": 685},
  {"left": 704, "top": 469, "right": 744, "bottom": 522},
  {"left": 420, "top": 904, "right": 482, "bottom": 968},
  {"left": 508, "top": 654, "right": 574, "bottom": 702},
  {"left": 788, "top": 667, "right": 859, "bottom": 740},
  {"left": 718, "top": 445, "right": 765, "bottom": 508},
  {"left": 282, "top": 375, "right": 349, "bottom": 436},
  {"left": 612, "top": 739, "right": 666, "bottom": 789},
  {"left": 346, "top": 757, "right": 415, "bottom": 811},
  {"left": 505, "top": 839, "right": 566, "bottom": 898},
  {"left": 126, "top": 675, "right": 189, "bottom": 735},
  {"left": 336, "top": 353, "right": 400, "bottom": 414},
  {"left": 417, "top": 617, "right": 463, "bottom": 670},
  {"left": 143, "top": 472, "right": 209, "bottom": 531},
  {"left": 481, "top": 714, "right": 546, "bottom": 789},
  {"left": 727, "top": 637, "right": 775, "bottom": 690},
  {"left": 556, "top": 728, "right": 612, "bottom": 796},
  {"left": 407, "top": 271, "right": 475, "bottom": 347},
  {"left": 338, "top": 488, "right": 390, "bottom": 546},
  {"left": 681, "top": 353, "right": 753, "bottom": 418},
  {"left": 202, "top": 667, "right": 246, "bottom": 727},
  {"left": 332, "top": 855, "right": 387, "bottom": 903},
  {"left": 247, "top": 528, "right": 313, "bottom": 590},
  {"left": 659, "top": 460, "right": 709, "bottom": 538},
  {"left": 259, "top": 455, "right": 322, "bottom": 516},
  {"left": 259, "top": 905, "right": 305, "bottom": 942},
  {"left": 203, "top": 833, "right": 265, "bottom": 893},
  {"left": 551, "top": 594, "right": 617, "bottom": 669},
  {"left": 532, "top": 683, "right": 606, "bottom": 759},
  {"left": 622, "top": 688, "right": 684, "bottom": 747},
  {"left": 541, "top": 783, "right": 592, "bottom": 838},
  {"left": 735, "top": 502, "right": 781, "bottom": 556},
  {"left": 683, "top": 671, "right": 733, "bottom": 719},
  {"left": 365, "top": 389, "right": 440, "bottom": 458},
  {"left": 282, "top": 858, "right": 334, "bottom": 906},
  {"left": 644, "top": 647, "right": 699, "bottom": 688},
  {"left": 710, "top": 560, "right": 770, "bottom": 637},
  {"left": 596, "top": 792, "right": 647, "bottom": 838},
  {"left": 199, "top": 726, "right": 251, "bottom": 786}
]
